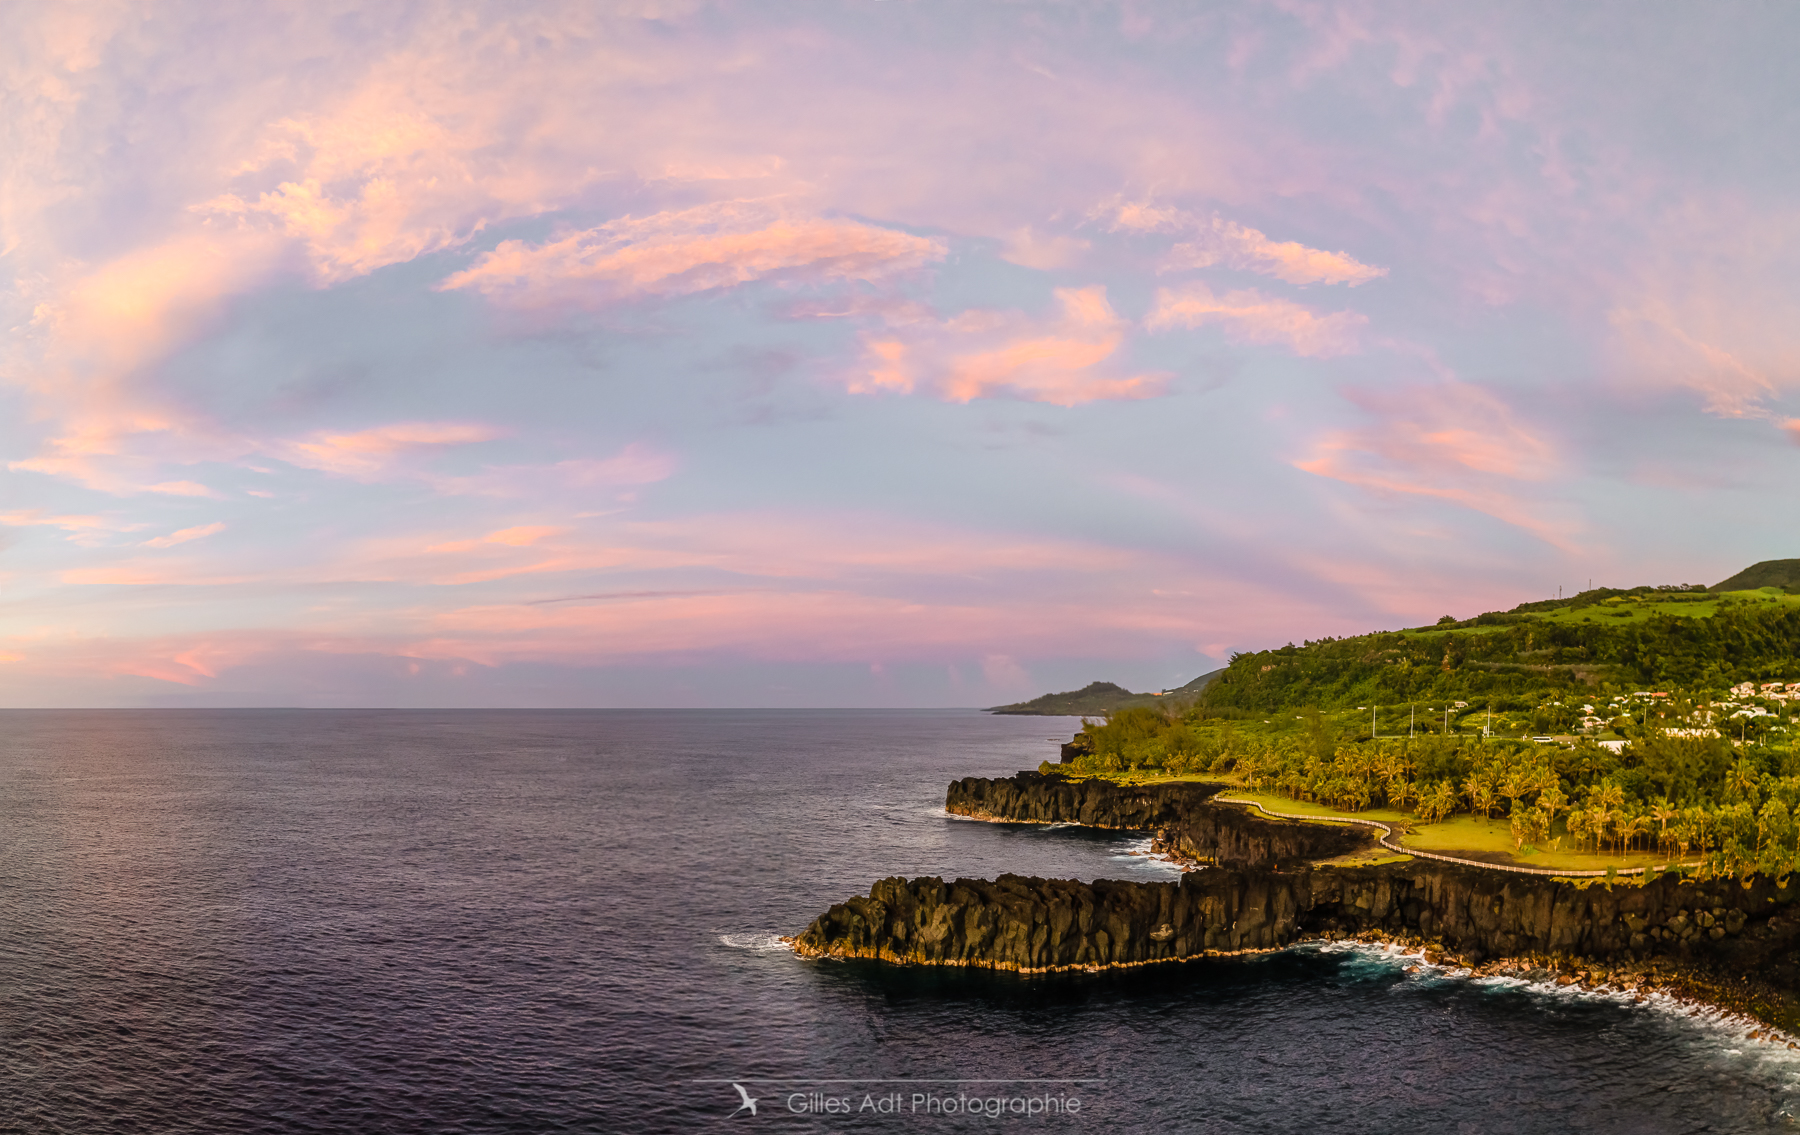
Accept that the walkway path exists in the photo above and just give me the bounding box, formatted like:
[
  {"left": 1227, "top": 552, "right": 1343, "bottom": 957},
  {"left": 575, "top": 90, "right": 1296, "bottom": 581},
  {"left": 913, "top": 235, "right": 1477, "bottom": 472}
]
[{"left": 1213, "top": 797, "right": 1691, "bottom": 878}]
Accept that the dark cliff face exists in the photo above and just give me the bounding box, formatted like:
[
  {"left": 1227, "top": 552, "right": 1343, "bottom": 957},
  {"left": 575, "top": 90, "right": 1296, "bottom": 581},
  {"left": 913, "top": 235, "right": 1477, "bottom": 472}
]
[
  {"left": 793, "top": 865, "right": 1800, "bottom": 977},
  {"left": 946, "top": 772, "right": 1367, "bottom": 868},
  {"left": 945, "top": 771, "right": 1220, "bottom": 827},
  {"left": 1149, "top": 807, "right": 1368, "bottom": 870}
]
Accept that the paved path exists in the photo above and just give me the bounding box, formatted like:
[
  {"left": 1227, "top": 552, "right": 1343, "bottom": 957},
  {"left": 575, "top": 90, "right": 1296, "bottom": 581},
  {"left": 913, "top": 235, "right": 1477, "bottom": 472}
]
[{"left": 1213, "top": 797, "right": 1692, "bottom": 878}]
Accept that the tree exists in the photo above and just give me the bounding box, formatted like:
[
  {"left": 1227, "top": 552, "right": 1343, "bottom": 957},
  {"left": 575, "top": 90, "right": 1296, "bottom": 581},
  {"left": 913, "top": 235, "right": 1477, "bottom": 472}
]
[
  {"left": 1418, "top": 780, "right": 1459, "bottom": 824},
  {"left": 1497, "top": 761, "right": 1540, "bottom": 817},
  {"left": 1464, "top": 769, "right": 1496, "bottom": 819},
  {"left": 1536, "top": 780, "right": 1568, "bottom": 833}
]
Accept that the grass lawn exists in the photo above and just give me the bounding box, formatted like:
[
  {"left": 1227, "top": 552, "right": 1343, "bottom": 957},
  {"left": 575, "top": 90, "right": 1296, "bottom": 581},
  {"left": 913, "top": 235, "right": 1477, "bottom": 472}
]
[
  {"left": 1401, "top": 814, "right": 1676, "bottom": 872},
  {"left": 1213, "top": 789, "right": 1414, "bottom": 826},
  {"left": 1054, "top": 770, "right": 1687, "bottom": 872}
]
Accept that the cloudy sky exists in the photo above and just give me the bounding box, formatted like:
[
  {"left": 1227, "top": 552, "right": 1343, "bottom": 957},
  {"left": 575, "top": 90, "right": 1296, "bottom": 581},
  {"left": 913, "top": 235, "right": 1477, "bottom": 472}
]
[{"left": 3, "top": 2, "right": 1797, "bottom": 707}]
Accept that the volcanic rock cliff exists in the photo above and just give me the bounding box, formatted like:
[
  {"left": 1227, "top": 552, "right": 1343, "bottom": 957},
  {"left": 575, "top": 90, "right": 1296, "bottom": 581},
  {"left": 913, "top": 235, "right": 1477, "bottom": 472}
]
[
  {"left": 946, "top": 772, "right": 1369, "bottom": 868},
  {"left": 793, "top": 864, "right": 1800, "bottom": 979}
]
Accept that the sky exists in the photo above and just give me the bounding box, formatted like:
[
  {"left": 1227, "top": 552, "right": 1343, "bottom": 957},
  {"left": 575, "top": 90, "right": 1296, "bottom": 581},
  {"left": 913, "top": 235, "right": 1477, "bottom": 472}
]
[{"left": 3, "top": 1, "right": 1799, "bottom": 708}]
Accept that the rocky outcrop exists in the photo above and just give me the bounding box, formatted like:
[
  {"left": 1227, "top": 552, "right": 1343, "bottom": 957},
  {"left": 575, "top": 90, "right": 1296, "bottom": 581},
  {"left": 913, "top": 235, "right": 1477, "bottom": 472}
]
[
  {"left": 946, "top": 772, "right": 1369, "bottom": 868},
  {"left": 1059, "top": 732, "right": 1093, "bottom": 764},
  {"left": 794, "top": 864, "right": 1800, "bottom": 976},
  {"left": 1148, "top": 807, "right": 1369, "bottom": 870},
  {"left": 946, "top": 772, "right": 1221, "bottom": 827}
]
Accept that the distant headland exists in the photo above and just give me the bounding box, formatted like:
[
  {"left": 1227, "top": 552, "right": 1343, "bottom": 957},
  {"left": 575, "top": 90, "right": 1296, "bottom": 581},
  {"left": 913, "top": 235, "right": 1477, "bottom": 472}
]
[{"left": 987, "top": 670, "right": 1224, "bottom": 716}]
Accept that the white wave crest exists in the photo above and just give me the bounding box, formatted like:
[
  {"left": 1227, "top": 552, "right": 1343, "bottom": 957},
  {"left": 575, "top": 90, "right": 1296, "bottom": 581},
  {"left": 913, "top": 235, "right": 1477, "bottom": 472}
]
[{"left": 719, "top": 932, "right": 793, "bottom": 953}]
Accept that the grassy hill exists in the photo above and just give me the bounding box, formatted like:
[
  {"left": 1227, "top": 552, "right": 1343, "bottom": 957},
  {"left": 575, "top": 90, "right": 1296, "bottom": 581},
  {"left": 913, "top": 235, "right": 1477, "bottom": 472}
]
[
  {"left": 988, "top": 681, "right": 1156, "bottom": 716},
  {"left": 1042, "top": 563, "right": 1800, "bottom": 879},
  {"left": 988, "top": 669, "right": 1225, "bottom": 716},
  {"left": 1200, "top": 578, "right": 1800, "bottom": 716},
  {"left": 1715, "top": 559, "right": 1800, "bottom": 592}
]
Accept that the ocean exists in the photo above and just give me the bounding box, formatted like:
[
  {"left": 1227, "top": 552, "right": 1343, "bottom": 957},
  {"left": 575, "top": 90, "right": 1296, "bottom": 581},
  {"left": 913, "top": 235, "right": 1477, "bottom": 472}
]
[{"left": 0, "top": 708, "right": 1794, "bottom": 1133}]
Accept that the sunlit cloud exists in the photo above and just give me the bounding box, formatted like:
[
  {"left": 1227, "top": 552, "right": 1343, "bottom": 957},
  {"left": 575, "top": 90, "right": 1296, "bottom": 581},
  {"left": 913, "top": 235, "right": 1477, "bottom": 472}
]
[
  {"left": 847, "top": 287, "right": 1168, "bottom": 406},
  {"left": 1146, "top": 283, "right": 1366, "bottom": 357},
  {"left": 1294, "top": 382, "right": 1574, "bottom": 547},
  {"left": 438, "top": 200, "right": 946, "bottom": 309},
  {"left": 0, "top": 511, "right": 148, "bottom": 546},
  {"left": 427, "top": 443, "right": 679, "bottom": 498},
  {"left": 142, "top": 521, "right": 227, "bottom": 549},
  {"left": 1109, "top": 202, "right": 1387, "bottom": 286},
  {"left": 1609, "top": 306, "right": 1780, "bottom": 419},
  {"left": 277, "top": 422, "right": 504, "bottom": 480}
]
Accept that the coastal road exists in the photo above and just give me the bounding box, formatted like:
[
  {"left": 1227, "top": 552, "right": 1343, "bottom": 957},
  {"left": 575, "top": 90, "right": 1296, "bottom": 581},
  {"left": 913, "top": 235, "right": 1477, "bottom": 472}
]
[{"left": 1213, "top": 797, "right": 1695, "bottom": 879}]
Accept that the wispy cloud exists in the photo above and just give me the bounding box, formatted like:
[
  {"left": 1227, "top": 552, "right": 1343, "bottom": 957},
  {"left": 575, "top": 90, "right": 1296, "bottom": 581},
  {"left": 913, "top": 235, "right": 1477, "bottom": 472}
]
[
  {"left": 1294, "top": 382, "right": 1573, "bottom": 547},
  {"left": 276, "top": 422, "right": 504, "bottom": 480},
  {"left": 429, "top": 444, "right": 679, "bottom": 498},
  {"left": 847, "top": 287, "right": 1168, "bottom": 406},
  {"left": 1146, "top": 283, "right": 1366, "bottom": 357},
  {"left": 141, "top": 521, "right": 227, "bottom": 549},
  {"left": 1609, "top": 306, "right": 1780, "bottom": 419},
  {"left": 1110, "top": 203, "right": 1387, "bottom": 286},
  {"left": 439, "top": 200, "right": 945, "bottom": 310},
  {"left": 0, "top": 511, "right": 148, "bottom": 547}
]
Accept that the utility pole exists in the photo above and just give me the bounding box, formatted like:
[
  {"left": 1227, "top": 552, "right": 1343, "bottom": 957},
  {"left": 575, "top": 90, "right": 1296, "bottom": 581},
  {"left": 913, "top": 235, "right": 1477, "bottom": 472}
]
[
  {"left": 1372, "top": 704, "right": 1376, "bottom": 739},
  {"left": 1410, "top": 704, "right": 1415, "bottom": 738}
]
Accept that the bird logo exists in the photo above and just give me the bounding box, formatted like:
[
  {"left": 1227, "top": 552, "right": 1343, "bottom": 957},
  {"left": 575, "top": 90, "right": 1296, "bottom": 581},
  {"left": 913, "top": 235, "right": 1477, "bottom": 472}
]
[{"left": 728, "top": 1083, "right": 759, "bottom": 1117}]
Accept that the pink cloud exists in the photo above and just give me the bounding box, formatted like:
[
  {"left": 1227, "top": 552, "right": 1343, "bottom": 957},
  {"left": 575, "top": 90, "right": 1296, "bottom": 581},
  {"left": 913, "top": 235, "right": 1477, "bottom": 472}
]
[
  {"left": 327, "top": 509, "right": 1143, "bottom": 589},
  {"left": 9, "top": 232, "right": 282, "bottom": 494},
  {"left": 438, "top": 200, "right": 946, "bottom": 309},
  {"left": 427, "top": 443, "right": 679, "bottom": 498},
  {"left": 997, "top": 227, "right": 1091, "bottom": 270},
  {"left": 1167, "top": 216, "right": 1388, "bottom": 286},
  {"left": 1784, "top": 419, "right": 1800, "bottom": 446},
  {"left": 1108, "top": 203, "right": 1386, "bottom": 286},
  {"left": 277, "top": 422, "right": 503, "bottom": 479},
  {"left": 1293, "top": 382, "right": 1574, "bottom": 547},
  {"left": 1146, "top": 283, "right": 1367, "bottom": 357},
  {"left": 848, "top": 287, "right": 1169, "bottom": 406},
  {"left": 141, "top": 521, "right": 226, "bottom": 549},
  {"left": 1609, "top": 305, "right": 1781, "bottom": 419},
  {"left": 0, "top": 511, "right": 147, "bottom": 546}
]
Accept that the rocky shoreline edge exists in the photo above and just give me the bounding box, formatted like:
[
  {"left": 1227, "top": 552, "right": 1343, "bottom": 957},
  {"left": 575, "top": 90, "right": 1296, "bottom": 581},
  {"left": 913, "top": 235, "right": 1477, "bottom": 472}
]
[
  {"left": 789, "top": 773, "right": 1800, "bottom": 1036},
  {"left": 777, "top": 929, "right": 1800, "bottom": 1049}
]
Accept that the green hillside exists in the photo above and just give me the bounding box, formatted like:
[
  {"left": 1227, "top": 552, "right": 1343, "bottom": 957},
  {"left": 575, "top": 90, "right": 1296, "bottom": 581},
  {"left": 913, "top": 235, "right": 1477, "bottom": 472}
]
[
  {"left": 1201, "top": 583, "right": 1800, "bottom": 715},
  {"left": 988, "top": 681, "right": 1155, "bottom": 716},
  {"left": 1715, "top": 559, "right": 1800, "bottom": 592},
  {"left": 1045, "top": 566, "right": 1800, "bottom": 879}
]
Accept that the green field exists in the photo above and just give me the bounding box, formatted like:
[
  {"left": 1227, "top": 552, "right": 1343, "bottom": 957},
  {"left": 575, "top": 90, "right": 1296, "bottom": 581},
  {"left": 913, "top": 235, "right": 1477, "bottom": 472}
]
[{"left": 1095, "top": 773, "right": 1682, "bottom": 873}]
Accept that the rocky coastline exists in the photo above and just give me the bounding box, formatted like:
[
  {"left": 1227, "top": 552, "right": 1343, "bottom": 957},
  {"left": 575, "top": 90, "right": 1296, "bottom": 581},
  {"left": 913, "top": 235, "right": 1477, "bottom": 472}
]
[
  {"left": 946, "top": 771, "right": 1370, "bottom": 868},
  {"left": 798, "top": 772, "right": 1800, "bottom": 1033}
]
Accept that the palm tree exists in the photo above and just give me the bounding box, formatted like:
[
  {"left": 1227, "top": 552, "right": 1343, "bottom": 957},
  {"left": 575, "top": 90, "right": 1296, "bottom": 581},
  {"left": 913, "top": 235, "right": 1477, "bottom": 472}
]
[
  {"left": 1729, "top": 757, "right": 1764, "bottom": 805},
  {"left": 1497, "top": 763, "right": 1537, "bottom": 818},
  {"left": 1593, "top": 782, "right": 1626, "bottom": 853},
  {"left": 1418, "top": 780, "right": 1458, "bottom": 824},
  {"left": 1565, "top": 808, "right": 1591, "bottom": 853},
  {"left": 1536, "top": 781, "right": 1568, "bottom": 832},
  {"left": 1649, "top": 798, "right": 1679, "bottom": 857}
]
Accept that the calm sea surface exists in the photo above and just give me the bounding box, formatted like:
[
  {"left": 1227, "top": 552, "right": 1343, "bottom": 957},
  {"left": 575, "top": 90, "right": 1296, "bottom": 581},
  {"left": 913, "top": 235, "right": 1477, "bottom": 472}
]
[{"left": 0, "top": 709, "right": 1795, "bottom": 1133}]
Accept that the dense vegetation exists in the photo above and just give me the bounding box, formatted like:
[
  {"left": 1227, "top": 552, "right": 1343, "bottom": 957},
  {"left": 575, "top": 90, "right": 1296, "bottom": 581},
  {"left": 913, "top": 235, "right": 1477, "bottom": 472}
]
[
  {"left": 1203, "top": 587, "right": 1800, "bottom": 715},
  {"left": 1057, "top": 578, "right": 1800, "bottom": 876}
]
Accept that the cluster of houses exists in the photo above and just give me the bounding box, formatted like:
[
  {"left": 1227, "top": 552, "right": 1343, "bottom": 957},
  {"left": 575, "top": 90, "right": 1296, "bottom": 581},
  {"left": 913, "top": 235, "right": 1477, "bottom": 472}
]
[
  {"left": 1563, "top": 683, "right": 1796, "bottom": 737},
  {"left": 1729, "top": 681, "right": 1800, "bottom": 701}
]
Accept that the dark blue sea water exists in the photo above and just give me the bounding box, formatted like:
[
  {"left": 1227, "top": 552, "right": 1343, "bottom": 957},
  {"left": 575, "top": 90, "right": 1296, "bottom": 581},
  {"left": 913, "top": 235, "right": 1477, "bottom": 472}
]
[{"left": 0, "top": 709, "right": 1795, "bottom": 1134}]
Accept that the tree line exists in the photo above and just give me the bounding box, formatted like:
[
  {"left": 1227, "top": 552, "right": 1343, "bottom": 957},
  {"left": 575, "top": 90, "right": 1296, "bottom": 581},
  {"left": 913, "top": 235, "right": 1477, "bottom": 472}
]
[{"left": 1068, "top": 705, "right": 1800, "bottom": 876}]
